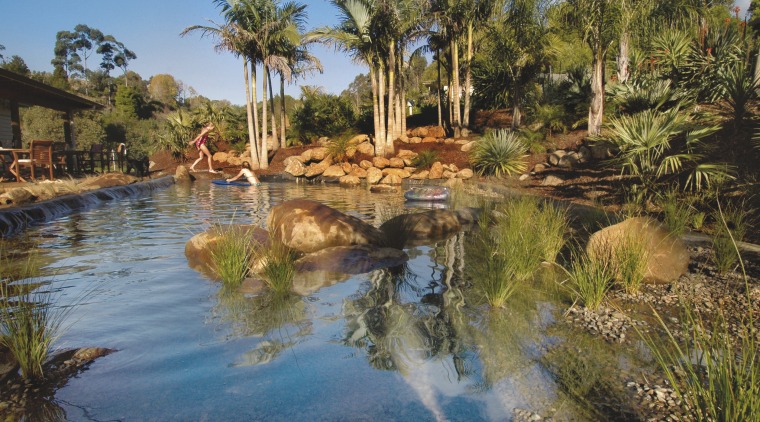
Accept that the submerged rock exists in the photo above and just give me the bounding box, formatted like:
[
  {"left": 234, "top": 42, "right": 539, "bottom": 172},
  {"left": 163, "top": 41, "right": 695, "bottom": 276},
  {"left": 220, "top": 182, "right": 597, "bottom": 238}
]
[
  {"left": 267, "top": 199, "right": 385, "bottom": 253},
  {"left": 184, "top": 224, "right": 269, "bottom": 278},
  {"left": 380, "top": 209, "right": 462, "bottom": 248},
  {"left": 294, "top": 245, "right": 408, "bottom": 275}
]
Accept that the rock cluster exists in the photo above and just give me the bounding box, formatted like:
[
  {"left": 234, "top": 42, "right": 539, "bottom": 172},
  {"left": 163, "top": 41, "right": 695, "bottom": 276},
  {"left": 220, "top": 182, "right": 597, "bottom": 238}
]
[
  {"left": 564, "top": 306, "right": 644, "bottom": 343},
  {"left": 626, "top": 381, "right": 687, "bottom": 421},
  {"left": 522, "top": 143, "right": 614, "bottom": 186}
]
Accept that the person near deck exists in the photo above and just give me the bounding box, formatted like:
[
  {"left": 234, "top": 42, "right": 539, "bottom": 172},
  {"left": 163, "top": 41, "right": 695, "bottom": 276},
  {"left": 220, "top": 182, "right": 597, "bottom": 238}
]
[
  {"left": 189, "top": 123, "right": 217, "bottom": 173},
  {"left": 226, "top": 161, "right": 261, "bottom": 186}
]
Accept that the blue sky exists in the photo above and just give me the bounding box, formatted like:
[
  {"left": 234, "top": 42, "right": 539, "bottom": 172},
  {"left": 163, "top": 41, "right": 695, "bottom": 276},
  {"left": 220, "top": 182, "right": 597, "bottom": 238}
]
[
  {"left": 0, "top": 0, "right": 365, "bottom": 105},
  {"left": 1, "top": 0, "right": 751, "bottom": 106}
]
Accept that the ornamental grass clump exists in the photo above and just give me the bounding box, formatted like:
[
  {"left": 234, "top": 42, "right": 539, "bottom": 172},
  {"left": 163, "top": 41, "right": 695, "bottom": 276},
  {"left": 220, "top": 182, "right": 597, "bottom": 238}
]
[
  {"left": 411, "top": 150, "right": 440, "bottom": 170},
  {"left": 711, "top": 201, "right": 750, "bottom": 274},
  {"left": 659, "top": 190, "right": 697, "bottom": 236},
  {"left": 260, "top": 240, "right": 296, "bottom": 296},
  {"left": 470, "top": 129, "right": 528, "bottom": 177},
  {"left": 613, "top": 234, "right": 649, "bottom": 295},
  {"left": 0, "top": 252, "right": 72, "bottom": 380},
  {"left": 211, "top": 226, "right": 256, "bottom": 288},
  {"left": 640, "top": 246, "right": 759, "bottom": 422},
  {"left": 566, "top": 250, "right": 614, "bottom": 310}
]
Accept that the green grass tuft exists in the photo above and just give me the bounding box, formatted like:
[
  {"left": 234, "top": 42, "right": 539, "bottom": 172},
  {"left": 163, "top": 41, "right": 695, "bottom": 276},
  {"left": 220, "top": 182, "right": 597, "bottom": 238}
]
[
  {"left": 260, "top": 240, "right": 297, "bottom": 296},
  {"left": 566, "top": 250, "right": 614, "bottom": 310},
  {"left": 211, "top": 226, "right": 256, "bottom": 288}
]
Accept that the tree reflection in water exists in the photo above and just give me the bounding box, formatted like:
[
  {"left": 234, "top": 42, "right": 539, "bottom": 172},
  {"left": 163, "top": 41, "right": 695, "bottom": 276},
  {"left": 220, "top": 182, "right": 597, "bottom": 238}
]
[{"left": 211, "top": 288, "right": 310, "bottom": 367}]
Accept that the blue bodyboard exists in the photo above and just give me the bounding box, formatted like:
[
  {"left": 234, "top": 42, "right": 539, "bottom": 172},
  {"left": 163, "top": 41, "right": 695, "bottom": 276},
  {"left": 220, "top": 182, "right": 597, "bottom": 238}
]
[{"left": 212, "top": 180, "right": 252, "bottom": 187}]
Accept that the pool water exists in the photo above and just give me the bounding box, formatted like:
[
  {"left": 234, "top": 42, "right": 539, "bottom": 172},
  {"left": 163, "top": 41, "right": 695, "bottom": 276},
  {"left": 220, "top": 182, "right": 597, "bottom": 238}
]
[{"left": 6, "top": 182, "right": 582, "bottom": 421}]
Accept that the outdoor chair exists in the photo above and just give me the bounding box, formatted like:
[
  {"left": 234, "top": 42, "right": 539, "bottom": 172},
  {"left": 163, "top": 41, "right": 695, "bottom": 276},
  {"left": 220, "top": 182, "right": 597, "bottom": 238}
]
[{"left": 16, "top": 139, "right": 55, "bottom": 181}]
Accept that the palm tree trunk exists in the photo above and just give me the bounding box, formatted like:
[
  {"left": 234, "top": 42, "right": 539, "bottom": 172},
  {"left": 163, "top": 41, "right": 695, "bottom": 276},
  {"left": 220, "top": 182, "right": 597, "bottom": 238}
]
[
  {"left": 463, "top": 22, "right": 473, "bottom": 128},
  {"left": 280, "top": 73, "right": 287, "bottom": 149},
  {"left": 451, "top": 36, "right": 461, "bottom": 137},
  {"left": 260, "top": 62, "right": 269, "bottom": 169},
  {"left": 370, "top": 65, "right": 382, "bottom": 156},
  {"left": 617, "top": 31, "right": 630, "bottom": 83},
  {"left": 267, "top": 69, "right": 278, "bottom": 151},
  {"left": 588, "top": 48, "right": 605, "bottom": 136},
  {"left": 400, "top": 74, "right": 407, "bottom": 138},
  {"left": 386, "top": 41, "right": 396, "bottom": 147},
  {"left": 436, "top": 51, "right": 442, "bottom": 127},
  {"left": 243, "top": 57, "right": 260, "bottom": 170},
  {"left": 378, "top": 63, "right": 387, "bottom": 157},
  {"left": 251, "top": 62, "right": 260, "bottom": 158}
]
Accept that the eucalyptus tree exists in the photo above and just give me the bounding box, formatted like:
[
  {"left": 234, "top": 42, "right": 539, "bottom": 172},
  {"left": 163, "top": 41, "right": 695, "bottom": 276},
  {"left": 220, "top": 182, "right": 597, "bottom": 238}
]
[
  {"left": 0, "top": 44, "right": 4, "bottom": 62},
  {"left": 562, "top": 0, "right": 621, "bottom": 136}
]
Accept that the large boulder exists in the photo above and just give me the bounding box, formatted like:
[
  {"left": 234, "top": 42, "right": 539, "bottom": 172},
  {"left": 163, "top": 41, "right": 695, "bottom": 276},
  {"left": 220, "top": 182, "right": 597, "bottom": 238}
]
[
  {"left": 428, "top": 126, "right": 446, "bottom": 138},
  {"left": 322, "top": 164, "right": 346, "bottom": 178},
  {"left": 284, "top": 158, "right": 306, "bottom": 177},
  {"left": 428, "top": 162, "right": 444, "bottom": 179},
  {"left": 379, "top": 209, "right": 462, "bottom": 248},
  {"left": 304, "top": 158, "right": 332, "bottom": 177},
  {"left": 266, "top": 199, "right": 386, "bottom": 253},
  {"left": 366, "top": 167, "right": 383, "bottom": 184},
  {"left": 586, "top": 217, "right": 689, "bottom": 284}
]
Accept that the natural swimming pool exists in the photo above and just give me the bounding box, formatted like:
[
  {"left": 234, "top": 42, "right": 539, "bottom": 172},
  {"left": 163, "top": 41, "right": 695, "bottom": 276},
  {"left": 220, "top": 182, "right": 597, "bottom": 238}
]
[{"left": 3, "top": 181, "right": 598, "bottom": 421}]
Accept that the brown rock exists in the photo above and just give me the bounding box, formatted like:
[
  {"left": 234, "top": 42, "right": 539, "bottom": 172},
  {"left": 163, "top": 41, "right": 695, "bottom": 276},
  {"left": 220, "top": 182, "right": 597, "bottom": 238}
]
[
  {"left": 410, "top": 137, "right": 422, "bottom": 144},
  {"left": 310, "top": 147, "right": 328, "bottom": 161},
  {"left": 372, "top": 157, "right": 390, "bottom": 169},
  {"left": 356, "top": 142, "right": 375, "bottom": 155},
  {"left": 359, "top": 159, "right": 373, "bottom": 170},
  {"left": 341, "top": 162, "right": 353, "bottom": 174},
  {"left": 174, "top": 165, "right": 193, "bottom": 183},
  {"left": 428, "top": 162, "right": 444, "bottom": 179},
  {"left": 380, "top": 174, "right": 403, "bottom": 185},
  {"left": 284, "top": 159, "right": 306, "bottom": 177},
  {"left": 366, "top": 167, "right": 383, "bottom": 184},
  {"left": 267, "top": 199, "right": 385, "bottom": 253},
  {"left": 295, "top": 245, "right": 408, "bottom": 275},
  {"left": 456, "top": 169, "right": 474, "bottom": 179},
  {"left": 349, "top": 167, "right": 368, "bottom": 178},
  {"left": 185, "top": 225, "right": 269, "bottom": 278},
  {"left": 410, "top": 170, "right": 429, "bottom": 180},
  {"left": 78, "top": 173, "right": 139, "bottom": 190},
  {"left": 382, "top": 168, "right": 411, "bottom": 178},
  {"left": 349, "top": 134, "right": 369, "bottom": 145},
  {"left": 322, "top": 164, "right": 346, "bottom": 178},
  {"left": 428, "top": 126, "right": 446, "bottom": 138},
  {"left": 397, "top": 149, "right": 417, "bottom": 159},
  {"left": 304, "top": 158, "right": 333, "bottom": 177},
  {"left": 389, "top": 157, "right": 405, "bottom": 168},
  {"left": 460, "top": 141, "right": 477, "bottom": 152},
  {"left": 370, "top": 184, "right": 397, "bottom": 193},
  {"left": 339, "top": 175, "right": 361, "bottom": 185},
  {"left": 422, "top": 136, "right": 438, "bottom": 143},
  {"left": 586, "top": 217, "right": 689, "bottom": 284}
]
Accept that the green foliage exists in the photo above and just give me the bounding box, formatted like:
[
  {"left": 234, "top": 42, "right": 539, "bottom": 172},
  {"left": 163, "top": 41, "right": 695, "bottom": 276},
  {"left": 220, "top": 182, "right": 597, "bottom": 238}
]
[
  {"left": 411, "top": 150, "right": 440, "bottom": 170},
  {"left": 641, "top": 297, "right": 759, "bottom": 421},
  {"left": 719, "top": 61, "right": 758, "bottom": 127},
  {"left": 211, "top": 226, "right": 256, "bottom": 288},
  {"left": 470, "top": 129, "right": 528, "bottom": 177},
  {"left": 290, "top": 89, "right": 357, "bottom": 143},
  {"left": 20, "top": 106, "right": 65, "bottom": 146},
  {"left": 607, "top": 79, "right": 690, "bottom": 116},
  {"left": 0, "top": 251, "right": 70, "bottom": 381},
  {"left": 115, "top": 85, "right": 147, "bottom": 119},
  {"left": 712, "top": 201, "right": 750, "bottom": 274},
  {"left": 260, "top": 240, "right": 296, "bottom": 297},
  {"left": 566, "top": 249, "right": 614, "bottom": 310},
  {"left": 326, "top": 135, "right": 353, "bottom": 162},
  {"left": 532, "top": 103, "right": 568, "bottom": 137},
  {"left": 159, "top": 109, "right": 196, "bottom": 160},
  {"left": 603, "top": 107, "right": 731, "bottom": 194},
  {"left": 658, "top": 190, "right": 698, "bottom": 236},
  {"left": 612, "top": 234, "right": 649, "bottom": 295}
]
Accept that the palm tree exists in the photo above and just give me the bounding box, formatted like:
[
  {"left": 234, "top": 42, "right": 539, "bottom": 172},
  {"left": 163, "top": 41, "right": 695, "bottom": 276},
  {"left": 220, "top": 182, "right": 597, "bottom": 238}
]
[
  {"left": 183, "top": 6, "right": 262, "bottom": 169},
  {"left": 312, "top": 0, "right": 392, "bottom": 155},
  {"left": 430, "top": 0, "right": 467, "bottom": 137},
  {"left": 462, "top": 0, "right": 497, "bottom": 128},
  {"left": 563, "top": 0, "right": 621, "bottom": 136}
]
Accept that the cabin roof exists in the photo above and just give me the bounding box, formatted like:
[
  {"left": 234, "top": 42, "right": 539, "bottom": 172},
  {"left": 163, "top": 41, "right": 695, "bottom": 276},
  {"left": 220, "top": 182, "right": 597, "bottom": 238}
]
[{"left": 0, "top": 68, "right": 101, "bottom": 111}]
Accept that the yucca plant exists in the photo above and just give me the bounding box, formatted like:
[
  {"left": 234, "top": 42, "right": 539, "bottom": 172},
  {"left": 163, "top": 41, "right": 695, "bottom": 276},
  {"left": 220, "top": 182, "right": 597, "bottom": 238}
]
[
  {"left": 470, "top": 129, "right": 528, "bottom": 177},
  {"left": 720, "top": 61, "right": 758, "bottom": 128},
  {"left": 607, "top": 79, "right": 689, "bottom": 116}
]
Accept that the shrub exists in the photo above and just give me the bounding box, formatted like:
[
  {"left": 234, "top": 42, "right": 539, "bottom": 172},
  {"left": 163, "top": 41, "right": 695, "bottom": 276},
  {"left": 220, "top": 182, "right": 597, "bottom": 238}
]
[
  {"left": 290, "top": 89, "right": 357, "bottom": 143},
  {"left": 326, "top": 135, "right": 353, "bottom": 162},
  {"left": 470, "top": 129, "right": 528, "bottom": 177},
  {"left": 411, "top": 150, "right": 440, "bottom": 170}
]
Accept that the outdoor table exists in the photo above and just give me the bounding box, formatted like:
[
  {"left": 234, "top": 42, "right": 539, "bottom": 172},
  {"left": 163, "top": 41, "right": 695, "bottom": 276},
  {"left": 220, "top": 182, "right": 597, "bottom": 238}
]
[{"left": 0, "top": 147, "right": 29, "bottom": 182}]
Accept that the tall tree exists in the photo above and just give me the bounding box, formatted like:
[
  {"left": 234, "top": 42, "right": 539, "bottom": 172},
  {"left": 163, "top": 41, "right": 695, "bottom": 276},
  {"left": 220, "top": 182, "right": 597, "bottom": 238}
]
[{"left": 563, "top": 0, "right": 621, "bottom": 136}]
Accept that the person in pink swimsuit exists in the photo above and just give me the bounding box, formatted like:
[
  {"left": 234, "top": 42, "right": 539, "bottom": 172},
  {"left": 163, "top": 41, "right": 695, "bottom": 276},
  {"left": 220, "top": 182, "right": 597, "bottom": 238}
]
[{"left": 189, "top": 123, "right": 218, "bottom": 173}]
